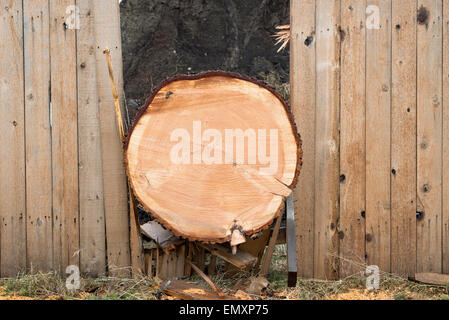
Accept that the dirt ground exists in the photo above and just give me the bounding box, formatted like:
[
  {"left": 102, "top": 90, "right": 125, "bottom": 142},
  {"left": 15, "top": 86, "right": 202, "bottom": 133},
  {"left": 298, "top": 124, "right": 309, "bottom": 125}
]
[
  {"left": 0, "top": 245, "right": 448, "bottom": 300},
  {"left": 120, "top": 0, "right": 290, "bottom": 119}
]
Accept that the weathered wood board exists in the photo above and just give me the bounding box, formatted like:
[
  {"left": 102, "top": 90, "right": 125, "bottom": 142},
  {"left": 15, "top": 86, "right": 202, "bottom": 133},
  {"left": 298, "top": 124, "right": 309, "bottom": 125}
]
[
  {"left": 290, "top": 0, "right": 447, "bottom": 279},
  {"left": 414, "top": 273, "right": 449, "bottom": 286},
  {"left": 24, "top": 0, "right": 53, "bottom": 272},
  {"left": 416, "top": 0, "right": 443, "bottom": 274},
  {"left": 290, "top": 0, "right": 315, "bottom": 279},
  {"left": 390, "top": 0, "right": 417, "bottom": 278},
  {"left": 0, "top": 0, "right": 26, "bottom": 277},
  {"left": 340, "top": 0, "right": 367, "bottom": 277},
  {"left": 77, "top": 0, "right": 107, "bottom": 277},
  {"left": 0, "top": 0, "right": 130, "bottom": 277},
  {"left": 50, "top": 0, "right": 80, "bottom": 274},
  {"left": 365, "top": 0, "right": 391, "bottom": 275}
]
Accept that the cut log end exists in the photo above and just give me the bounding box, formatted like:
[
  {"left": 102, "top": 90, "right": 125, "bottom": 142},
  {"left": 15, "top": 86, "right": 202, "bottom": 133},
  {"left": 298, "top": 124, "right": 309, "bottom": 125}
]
[{"left": 126, "top": 71, "right": 302, "bottom": 243}]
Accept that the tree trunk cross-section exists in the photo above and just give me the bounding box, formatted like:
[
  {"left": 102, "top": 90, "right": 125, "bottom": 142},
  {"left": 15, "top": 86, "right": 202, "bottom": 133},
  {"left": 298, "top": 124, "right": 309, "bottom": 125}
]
[{"left": 126, "top": 72, "right": 302, "bottom": 243}]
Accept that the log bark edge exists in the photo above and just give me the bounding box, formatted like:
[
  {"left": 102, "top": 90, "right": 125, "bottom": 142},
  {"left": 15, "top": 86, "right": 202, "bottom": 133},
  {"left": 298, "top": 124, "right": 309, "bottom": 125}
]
[{"left": 124, "top": 71, "right": 303, "bottom": 243}]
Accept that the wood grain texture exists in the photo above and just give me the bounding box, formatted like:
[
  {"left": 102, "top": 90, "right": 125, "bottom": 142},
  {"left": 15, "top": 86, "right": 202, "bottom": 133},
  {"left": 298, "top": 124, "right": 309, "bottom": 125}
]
[
  {"left": 339, "top": 0, "right": 366, "bottom": 277},
  {"left": 77, "top": 0, "right": 106, "bottom": 276},
  {"left": 443, "top": 0, "right": 449, "bottom": 274},
  {"left": 0, "top": 0, "right": 138, "bottom": 278},
  {"left": 290, "top": 0, "right": 315, "bottom": 279},
  {"left": 175, "top": 245, "right": 186, "bottom": 276},
  {"left": 313, "top": 0, "right": 341, "bottom": 280},
  {"left": 391, "top": 0, "right": 417, "bottom": 277},
  {"left": 92, "top": 0, "right": 130, "bottom": 275},
  {"left": 24, "top": 0, "right": 53, "bottom": 272},
  {"left": 199, "top": 243, "right": 257, "bottom": 270},
  {"left": 365, "top": 0, "right": 391, "bottom": 273},
  {"left": 416, "top": 0, "right": 443, "bottom": 273},
  {"left": 163, "top": 280, "right": 235, "bottom": 300},
  {"left": 145, "top": 249, "right": 153, "bottom": 276},
  {"left": 0, "top": 0, "right": 26, "bottom": 277},
  {"left": 414, "top": 272, "right": 449, "bottom": 286},
  {"left": 126, "top": 73, "right": 300, "bottom": 243},
  {"left": 50, "top": 0, "right": 79, "bottom": 274}
]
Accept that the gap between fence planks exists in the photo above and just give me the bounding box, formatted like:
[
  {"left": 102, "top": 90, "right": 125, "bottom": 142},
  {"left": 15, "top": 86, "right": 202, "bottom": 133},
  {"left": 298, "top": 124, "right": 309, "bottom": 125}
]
[
  {"left": 104, "top": 48, "right": 144, "bottom": 277},
  {"left": 443, "top": 0, "right": 449, "bottom": 274}
]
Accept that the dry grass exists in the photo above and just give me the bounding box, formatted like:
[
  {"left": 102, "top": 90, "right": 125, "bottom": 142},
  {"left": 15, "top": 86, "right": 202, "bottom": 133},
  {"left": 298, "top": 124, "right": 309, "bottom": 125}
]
[
  {"left": 265, "top": 245, "right": 449, "bottom": 300},
  {"left": 0, "top": 272, "right": 160, "bottom": 300},
  {"left": 257, "top": 71, "right": 290, "bottom": 104},
  {"left": 1, "top": 246, "right": 448, "bottom": 300}
]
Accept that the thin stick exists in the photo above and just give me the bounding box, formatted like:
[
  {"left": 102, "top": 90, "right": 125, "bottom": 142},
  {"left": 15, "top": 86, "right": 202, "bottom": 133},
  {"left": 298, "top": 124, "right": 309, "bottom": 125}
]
[
  {"left": 103, "top": 47, "right": 144, "bottom": 276},
  {"left": 188, "top": 261, "right": 225, "bottom": 297},
  {"left": 103, "top": 48, "right": 125, "bottom": 142},
  {"left": 260, "top": 215, "right": 282, "bottom": 277}
]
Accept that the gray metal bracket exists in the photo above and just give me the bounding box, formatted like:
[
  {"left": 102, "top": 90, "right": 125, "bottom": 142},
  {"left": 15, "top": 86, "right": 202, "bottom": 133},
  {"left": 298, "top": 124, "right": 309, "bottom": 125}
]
[{"left": 286, "top": 193, "right": 297, "bottom": 287}]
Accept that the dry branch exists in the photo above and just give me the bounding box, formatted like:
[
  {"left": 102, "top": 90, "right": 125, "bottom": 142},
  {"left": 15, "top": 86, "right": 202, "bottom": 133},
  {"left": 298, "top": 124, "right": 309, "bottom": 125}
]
[
  {"left": 188, "top": 261, "right": 225, "bottom": 297},
  {"left": 273, "top": 24, "right": 291, "bottom": 52},
  {"left": 104, "top": 48, "right": 144, "bottom": 276}
]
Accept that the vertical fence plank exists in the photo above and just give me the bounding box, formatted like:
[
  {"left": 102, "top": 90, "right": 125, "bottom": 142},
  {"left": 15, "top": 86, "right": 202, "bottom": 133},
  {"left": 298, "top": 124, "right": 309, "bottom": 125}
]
[
  {"left": 92, "top": 0, "right": 130, "bottom": 275},
  {"left": 0, "top": 0, "right": 26, "bottom": 277},
  {"left": 391, "top": 0, "right": 417, "bottom": 277},
  {"left": 50, "top": 0, "right": 79, "bottom": 273},
  {"left": 416, "top": 0, "right": 443, "bottom": 273},
  {"left": 443, "top": 0, "right": 449, "bottom": 274},
  {"left": 77, "top": 0, "right": 107, "bottom": 276},
  {"left": 365, "top": 0, "right": 391, "bottom": 273},
  {"left": 339, "top": 0, "right": 367, "bottom": 277},
  {"left": 290, "top": 0, "right": 315, "bottom": 279},
  {"left": 313, "top": 0, "right": 341, "bottom": 280},
  {"left": 24, "top": 0, "right": 53, "bottom": 272}
]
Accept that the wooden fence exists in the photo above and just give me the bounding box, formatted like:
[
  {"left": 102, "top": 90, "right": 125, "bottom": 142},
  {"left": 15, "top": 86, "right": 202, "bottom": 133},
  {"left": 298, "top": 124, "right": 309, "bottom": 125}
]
[
  {"left": 0, "top": 0, "right": 130, "bottom": 278},
  {"left": 291, "top": 0, "right": 449, "bottom": 279}
]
